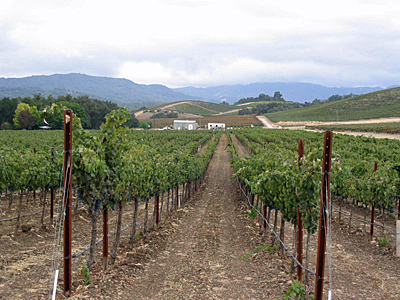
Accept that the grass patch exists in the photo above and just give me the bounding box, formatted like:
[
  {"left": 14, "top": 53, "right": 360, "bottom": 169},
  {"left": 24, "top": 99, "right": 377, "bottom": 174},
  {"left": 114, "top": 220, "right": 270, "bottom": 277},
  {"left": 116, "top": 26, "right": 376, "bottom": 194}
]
[
  {"left": 194, "top": 101, "right": 238, "bottom": 113},
  {"left": 167, "top": 103, "right": 218, "bottom": 116}
]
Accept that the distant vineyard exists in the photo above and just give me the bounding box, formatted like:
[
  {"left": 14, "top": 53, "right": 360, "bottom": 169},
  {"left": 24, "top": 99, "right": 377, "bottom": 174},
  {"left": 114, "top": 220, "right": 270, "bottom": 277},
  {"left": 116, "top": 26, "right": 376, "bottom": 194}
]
[
  {"left": 307, "top": 122, "right": 400, "bottom": 134},
  {"left": 144, "top": 115, "right": 262, "bottom": 128}
]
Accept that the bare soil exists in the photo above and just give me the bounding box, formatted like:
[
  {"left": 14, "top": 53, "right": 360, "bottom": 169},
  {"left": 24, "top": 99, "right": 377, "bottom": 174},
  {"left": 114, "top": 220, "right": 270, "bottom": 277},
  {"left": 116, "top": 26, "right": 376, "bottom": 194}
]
[{"left": 1, "top": 133, "right": 400, "bottom": 299}]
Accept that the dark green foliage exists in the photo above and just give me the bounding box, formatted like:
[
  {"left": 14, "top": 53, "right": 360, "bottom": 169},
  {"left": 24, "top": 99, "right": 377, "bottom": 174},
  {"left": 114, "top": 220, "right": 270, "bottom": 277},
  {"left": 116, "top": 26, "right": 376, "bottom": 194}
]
[
  {"left": 0, "top": 97, "right": 19, "bottom": 126},
  {"left": 0, "top": 94, "right": 119, "bottom": 130},
  {"left": 235, "top": 91, "right": 285, "bottom": 105},
  {"left": 238, "top": 102, "right": 304, "bottom": 115},
  {"left": 124, "top": 112, "right": 140, "bottom": 128},
  {"left": 17, "top": 109, "right": 37, "bottom": 130},
  {"left": 238, "top": 107, "right": 252, "bottom": 115}
]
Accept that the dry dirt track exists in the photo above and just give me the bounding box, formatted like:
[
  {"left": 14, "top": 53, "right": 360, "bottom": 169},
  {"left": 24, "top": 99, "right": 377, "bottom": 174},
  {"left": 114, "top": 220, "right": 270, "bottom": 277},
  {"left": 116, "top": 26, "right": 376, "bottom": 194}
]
[
  {"left": 108, "top": 133, "right": 290, "bottom": 300},
  {"left": 264, "top": 117, "right": 400, "bottom": 140}
]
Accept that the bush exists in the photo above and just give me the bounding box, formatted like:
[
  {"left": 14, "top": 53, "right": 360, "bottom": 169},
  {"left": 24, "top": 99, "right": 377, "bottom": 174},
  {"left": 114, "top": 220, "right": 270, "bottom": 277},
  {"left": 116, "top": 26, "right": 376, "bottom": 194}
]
[{"left": 1, "top": 122, "right": 14, "bottom": 130}]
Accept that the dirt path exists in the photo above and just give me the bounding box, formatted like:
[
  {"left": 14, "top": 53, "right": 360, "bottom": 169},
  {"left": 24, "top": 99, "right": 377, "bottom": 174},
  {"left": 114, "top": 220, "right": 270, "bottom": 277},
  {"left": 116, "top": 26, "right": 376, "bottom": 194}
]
[
  {"left": 110, "top": 133, "right": 288, "bottom": 299},
  {"left": 256, "top": 116, "right": 275, "bottom": 128}
]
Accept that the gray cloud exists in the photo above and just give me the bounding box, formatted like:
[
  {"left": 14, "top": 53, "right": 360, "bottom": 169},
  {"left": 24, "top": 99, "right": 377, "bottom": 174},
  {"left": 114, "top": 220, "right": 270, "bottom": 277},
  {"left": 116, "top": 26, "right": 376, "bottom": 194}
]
[{"left": 0, "top": 0, "right": 399, "bottom": 89}]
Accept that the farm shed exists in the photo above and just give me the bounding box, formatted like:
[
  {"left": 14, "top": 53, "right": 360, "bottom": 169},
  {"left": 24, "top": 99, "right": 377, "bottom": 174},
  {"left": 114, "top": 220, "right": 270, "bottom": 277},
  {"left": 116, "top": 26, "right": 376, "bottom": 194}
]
[
  {"left": 173, "top": 120, "right": 198, "bottom": 130},
  {"left": 207, "top": 122, "right": 225, "bottom": 130}
]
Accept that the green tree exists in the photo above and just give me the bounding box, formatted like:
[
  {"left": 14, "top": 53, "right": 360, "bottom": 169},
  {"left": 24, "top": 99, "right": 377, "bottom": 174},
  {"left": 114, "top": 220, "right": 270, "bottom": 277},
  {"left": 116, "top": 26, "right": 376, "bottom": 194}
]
[
  {"left": 13, "top": 103, "right": 31, "bottom": 129},
  {"left": 0, "top": 97, "right": 19, "bottom": 126},
  {"left": 17, "top": 109, "right": 37, "bottom": 129},
  {"left": 273, "top": 91, "right": 284, "bottom": 101},
  {"left": 124, "top": 112, "right": 140, "bottom": 128},
  {"left": 40, "top": 101, "right": 88, "bottom": 129},
  {"left": 0, "top": 122, "right": 13, "bottom": 130},
  {"left": 238, "top": 107, "right": 252, "bottom": 115},
  {"left": 140, "top": 121, "right": 149, "bottom": 129}
]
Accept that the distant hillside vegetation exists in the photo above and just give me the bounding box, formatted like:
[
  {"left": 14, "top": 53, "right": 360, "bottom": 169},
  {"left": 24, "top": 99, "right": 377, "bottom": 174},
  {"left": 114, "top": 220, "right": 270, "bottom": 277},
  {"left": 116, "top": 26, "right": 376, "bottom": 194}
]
[{"left": 266, "top": 87, "right": 400, "bottom": 122}]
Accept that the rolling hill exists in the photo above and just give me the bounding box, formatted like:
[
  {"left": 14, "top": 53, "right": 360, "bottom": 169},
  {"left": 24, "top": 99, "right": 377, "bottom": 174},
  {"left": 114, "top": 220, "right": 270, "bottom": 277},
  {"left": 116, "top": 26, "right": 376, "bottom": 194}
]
[
  {"left": 137, "top": 100, "right": 241, "bottom": 118},
  {"left": 266, "top": 87, "right": 400, "bottom": 122}
]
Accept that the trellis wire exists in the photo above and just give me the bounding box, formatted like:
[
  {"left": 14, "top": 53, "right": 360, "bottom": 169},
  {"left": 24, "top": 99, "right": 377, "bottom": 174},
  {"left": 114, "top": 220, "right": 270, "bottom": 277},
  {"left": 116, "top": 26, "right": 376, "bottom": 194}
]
[
  {"left": 48, "top": 155, "right": 70, "bottom": 300},
  {"left": 237, "top": 178, "right": 317, "bottom": 275},
  {"left": 331, "top": 204, "right": 396, "bottom": 235}
]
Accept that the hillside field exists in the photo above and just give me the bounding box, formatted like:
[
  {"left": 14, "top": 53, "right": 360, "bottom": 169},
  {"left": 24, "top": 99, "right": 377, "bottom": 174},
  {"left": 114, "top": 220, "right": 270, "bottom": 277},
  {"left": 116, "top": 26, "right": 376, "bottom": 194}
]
[{"left": 267, "top": 87, "right": 400, "bottom": 122}]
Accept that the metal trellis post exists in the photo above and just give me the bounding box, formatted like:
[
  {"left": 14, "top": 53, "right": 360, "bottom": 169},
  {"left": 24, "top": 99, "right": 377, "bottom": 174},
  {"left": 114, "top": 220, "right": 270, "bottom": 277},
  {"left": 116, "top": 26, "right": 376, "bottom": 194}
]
[
  {"left": 297, "top": 140, "right": 304, "bottom": 282},
  {"left": 315, "top": 131, "right": 333, "bottom": 300},
  {"left": 63, "top": 110, "right": 73, "bottom": 296}
]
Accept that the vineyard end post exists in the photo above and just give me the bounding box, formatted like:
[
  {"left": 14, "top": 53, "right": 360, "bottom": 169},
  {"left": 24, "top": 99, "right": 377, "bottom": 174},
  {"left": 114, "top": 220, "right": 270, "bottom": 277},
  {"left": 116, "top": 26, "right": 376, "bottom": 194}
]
[
  {"left": 315, "top": 131, "right": 333, "bottom": 300},
  {"left": 63, "top": 110, "right": 73, "bottom": 296}
]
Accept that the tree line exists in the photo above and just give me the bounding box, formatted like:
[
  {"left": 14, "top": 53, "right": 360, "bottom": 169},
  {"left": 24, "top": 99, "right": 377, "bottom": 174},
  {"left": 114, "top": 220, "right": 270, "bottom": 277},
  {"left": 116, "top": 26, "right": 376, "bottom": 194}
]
[
  {"left": 235, "top": 91, "right": 285, "bottom": 105},
  {"left": 0, "top": 94, "right": 142, "bottom": 130}
]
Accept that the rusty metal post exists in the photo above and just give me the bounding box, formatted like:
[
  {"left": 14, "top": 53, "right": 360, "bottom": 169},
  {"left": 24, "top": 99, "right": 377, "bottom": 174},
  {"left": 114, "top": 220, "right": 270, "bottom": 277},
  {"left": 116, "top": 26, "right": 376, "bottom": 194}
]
[
  {"left": 33, "top": 147, "right": 37, "bottom": 202},
  {"left": 370, "top": 162, "right": 378, "bottom": 240},
  {"left": 176, "top": 185, "right": 179, "bottom": 209},
  {"left": 63, "top": 110, "right": 73, "bottom": 296},
  {"left": 103, "top": 206, "right": 109, "bottom": 270},
  {"left": 50, "top": 189, "right": 55, "bottom": 223},
  {"left": 297, "top": 140, "right": 304, "bottom": 282},
  {"left": 50, "top": 147, "right": 55, "bottom": 224},
  {"left": 315, "top": 131, "right": 333, "bottom": 300}
]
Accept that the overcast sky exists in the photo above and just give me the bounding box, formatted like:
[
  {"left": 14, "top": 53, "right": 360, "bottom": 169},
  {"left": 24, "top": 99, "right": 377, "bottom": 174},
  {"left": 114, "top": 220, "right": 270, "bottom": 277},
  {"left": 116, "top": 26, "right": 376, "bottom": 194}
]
[{"left": 1, "top": 0, "right": 399, "bottom": 88}]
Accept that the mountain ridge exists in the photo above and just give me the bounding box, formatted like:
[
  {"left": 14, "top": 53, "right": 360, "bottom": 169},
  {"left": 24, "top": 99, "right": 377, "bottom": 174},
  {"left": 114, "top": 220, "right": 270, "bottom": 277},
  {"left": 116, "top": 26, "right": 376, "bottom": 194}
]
[
  {"left": 0, "top": 73, "right": 196, "bottom": 108},
  {"left": 0, "top": 73, "right": 395, "bottom": 107},
  {"left": 173, "top": 82, "right": 389, "bottom": 103}
]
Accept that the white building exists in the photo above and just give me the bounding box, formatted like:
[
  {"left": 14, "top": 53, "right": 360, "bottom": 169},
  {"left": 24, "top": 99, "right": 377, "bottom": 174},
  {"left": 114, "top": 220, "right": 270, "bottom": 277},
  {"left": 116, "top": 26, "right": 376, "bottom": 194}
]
[
  {"left": 173, "top": 120, "right": 198, "bottom": 130},
  {"left": 207, "top": 123, "right": 225, "bottom": 130}
]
